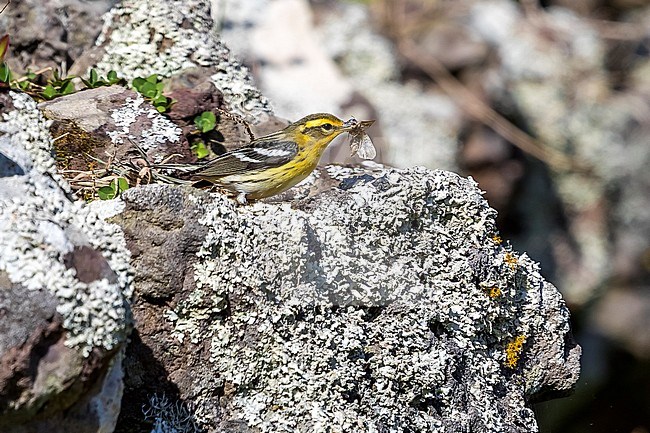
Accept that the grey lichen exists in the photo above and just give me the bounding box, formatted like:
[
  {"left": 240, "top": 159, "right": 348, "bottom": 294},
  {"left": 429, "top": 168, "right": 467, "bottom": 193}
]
[
  {"left": 164, "top": 165, "right": 579, "bottom": 432},
  {"left": 0, "top": 92, "right": 63, "bottom": 187},
  {"left": 94, "top": 0, "right": 272, "bottom": 119},
  {"left": 107, "top": 94, "right": 182, "bottom": 151},
  {"left": 0, "top": 91, "right": 133, "bottom": 357}
]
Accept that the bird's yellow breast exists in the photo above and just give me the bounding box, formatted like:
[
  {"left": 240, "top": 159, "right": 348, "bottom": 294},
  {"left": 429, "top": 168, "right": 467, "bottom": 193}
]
[{"left": 218, "top": 157, "right": 318, "bottom": 199}]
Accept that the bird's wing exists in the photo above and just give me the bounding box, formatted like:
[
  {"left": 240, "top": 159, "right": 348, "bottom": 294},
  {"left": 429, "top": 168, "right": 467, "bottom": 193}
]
[{"left": 192, "top": 140, "right": 299, "bottom": 178}]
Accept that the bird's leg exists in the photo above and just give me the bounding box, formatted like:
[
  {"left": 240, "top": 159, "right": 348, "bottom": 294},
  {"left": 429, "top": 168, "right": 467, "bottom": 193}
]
[{"left": 235, "top": 192, "right": 248, "bottom": 205}]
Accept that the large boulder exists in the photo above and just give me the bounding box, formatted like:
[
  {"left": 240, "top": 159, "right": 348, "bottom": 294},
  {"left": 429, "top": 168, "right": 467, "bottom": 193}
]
[
  {"left": 0, "top": 91, "right": 133, "bottom": 432},
  {"left": 110, "top": 165, "right": 580, "bottom": 432},
  {"left": 0, "top": 88, "right": 580, "bottom": 432}
]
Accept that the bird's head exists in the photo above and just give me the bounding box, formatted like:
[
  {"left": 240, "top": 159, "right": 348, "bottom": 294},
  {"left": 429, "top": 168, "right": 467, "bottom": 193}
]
[{"left": 286, "top": 113, "right": 350, "bottom": 150}]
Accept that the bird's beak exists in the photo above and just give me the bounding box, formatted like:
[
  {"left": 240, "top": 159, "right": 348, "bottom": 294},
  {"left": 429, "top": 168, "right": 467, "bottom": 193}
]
[{"left": 342, "top": 118, "right": 357, "bottom": 130}]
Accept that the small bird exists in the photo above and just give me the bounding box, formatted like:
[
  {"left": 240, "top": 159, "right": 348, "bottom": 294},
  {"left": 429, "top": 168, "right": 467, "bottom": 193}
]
[{"left": 185, "top": 113, "right": 374, "bottom": 204}]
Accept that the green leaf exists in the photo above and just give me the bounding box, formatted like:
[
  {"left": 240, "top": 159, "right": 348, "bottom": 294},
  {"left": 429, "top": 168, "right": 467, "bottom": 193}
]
[
  {"left": 42, "top": 84, "right": 57, "bottom": 99},
  {"left": 194, "top": 111, "right": 216, "bottom": 133},
  {"left": 83, "top": 69, "right": 113, "bottom": 88},
  {"left": 132, "top": 77, "right": 146, "bottom": 90},
  {"left": 89, "top": 69, "right": 98, "bottom": 84},
  {"left": 107, "top": 70, "right": 120, "bottom": 84},
  {"left": 116, "top": 177, "right": 129, "bottom": 193},
  {"left": 140, "top": 82, "right": 158, "bottom": 97},
  {"left": 153, "top": 94, "right": 168, "bottom": 105},
  {"left": 0, "top": 63, "right": 11, "bottom": 83},
  {"left": 61, "top": 80, "right": 76, "bottom": 94},
  {"left": 98, "top": 185, "right": 117, "bottom": 200},
  {"left": 191, "top": 140, "right": 210, "bottom": 159},
  {"left": 146, "top": 74, "right": 159, "bottom": 84},
  {"left": 156, "top": 105, "right": 167, "bottom": 113}
]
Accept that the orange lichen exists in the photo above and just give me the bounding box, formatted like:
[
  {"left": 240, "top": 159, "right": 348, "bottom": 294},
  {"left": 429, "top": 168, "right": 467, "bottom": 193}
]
[
  {"left": 492, "top": 234, "right": 502, "bottom": 245},
  {"left": 504, "top": 252, "right": 518, "bottom": 271},
  {"left": 505, "top": 335, "right": 526, "bottom": 368},
  {"left": 486, "top": 287, "right": 502, "bottom": 298}
]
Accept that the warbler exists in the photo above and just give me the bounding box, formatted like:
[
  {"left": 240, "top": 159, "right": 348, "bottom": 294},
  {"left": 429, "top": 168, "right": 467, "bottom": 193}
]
[{"left": 184, "top": 113, "right": 374, "bottom": 203}]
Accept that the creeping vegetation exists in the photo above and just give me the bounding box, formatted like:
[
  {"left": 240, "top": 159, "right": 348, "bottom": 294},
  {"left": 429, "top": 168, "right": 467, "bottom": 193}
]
[{"left": 131, "top": 74, "right": 174, "bottom": 113}]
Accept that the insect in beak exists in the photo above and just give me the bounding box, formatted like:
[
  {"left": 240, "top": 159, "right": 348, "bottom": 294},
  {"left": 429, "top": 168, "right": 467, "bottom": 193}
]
[
  {"left": 342, "top": 118, "right": 375, "bottom": 131},
  {"left": 344, "top": 117, "right": 377, "bottom": 160}
]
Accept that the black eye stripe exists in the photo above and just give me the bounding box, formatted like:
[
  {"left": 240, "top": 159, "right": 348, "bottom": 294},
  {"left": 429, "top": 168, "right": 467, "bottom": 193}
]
[{"left": 304, "top": 124, "right": 334, "bottom": 134}]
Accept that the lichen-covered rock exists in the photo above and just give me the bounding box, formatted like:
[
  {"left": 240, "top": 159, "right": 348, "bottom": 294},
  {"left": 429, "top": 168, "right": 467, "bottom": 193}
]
[
  {"left": 92, "top": 0, "right": 272, "bottom": 120},
  {"left": 39, "top": 86, "right": 186, "bottom": 176},
  {"left": 0, "top": 91, "right": 133, "bottom": 432},
  {"left": 111, "top": 165, "right": 580, "bottom": 433}
]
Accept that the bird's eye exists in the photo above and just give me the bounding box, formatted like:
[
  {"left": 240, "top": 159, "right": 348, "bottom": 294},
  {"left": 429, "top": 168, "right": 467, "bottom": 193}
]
[{"left": 321, "top": 123, "right": 333, "bottom": 132}]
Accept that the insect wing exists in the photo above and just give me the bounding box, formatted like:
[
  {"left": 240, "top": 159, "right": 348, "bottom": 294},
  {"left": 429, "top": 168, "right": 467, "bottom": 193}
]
[
  {"left": 350, "top": 133, "right": 362, "bottom": 156},
  {"left": 355, "top": 132, "right": 376, "bottom": 160}
]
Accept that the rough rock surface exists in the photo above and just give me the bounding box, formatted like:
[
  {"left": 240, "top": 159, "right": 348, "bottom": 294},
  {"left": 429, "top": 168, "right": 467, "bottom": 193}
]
[
  {"left": 0, "top": 91, "right": 132, "bottom": 432},
  {"left": 110, "top": 166, "right": 580, "bottom": 433},
  {"left": 71, "top": 0, "right": 291, "bottom": 160},
  {"left": 38, "top": 84, "right": 277, "bottom": 176},
  {"left": 0, "top": 0, "right": 115, "bottom": 76},
  {"left": 92, "top": 0, "right": 271, "bottom": 121},
  {"left": 39, "top": 85, "right": 187, "bottom": 173}
]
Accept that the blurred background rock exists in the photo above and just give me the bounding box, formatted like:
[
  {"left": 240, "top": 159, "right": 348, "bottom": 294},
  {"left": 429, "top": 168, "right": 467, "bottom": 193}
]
[{"left": 212, "top": 0, "right": 650, "bottom": 431}]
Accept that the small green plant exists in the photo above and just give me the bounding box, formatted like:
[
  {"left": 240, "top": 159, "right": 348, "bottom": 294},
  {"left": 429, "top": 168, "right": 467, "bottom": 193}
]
[
  {"left": 190, "top": 140, "right": 210, "bottom": 159},
  {"left": 14, "top": 70, "right": 35, "bottom": 91},
  {"left": 0, "top": 62, "right": 9, "bottom": 85},
  {"left": 10, "top": 68, "right": 124, "bottom": 99},
  {"left": 194, "top": 111, "right": 216, "bottom": 133},
  {"left": 81, "top": 69, "right": 125, "bottom": 89},
  {"left": 97, "top": 177, "right": 129, "bottom": 200},
  {"left": 189, "top": 111, "right": 219, "bottom": 159},
  {"left": 1, "top": 35, "right": 123, "bottom": 99},
  {"left": 40, "top": 69, "right": 76, "bottom": 100},
  {"left": 0, "top": 34, "right": 10, "bottom": 87},
  {"left": 132, "top": 74, "right": 174, "bottom": 113}
]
